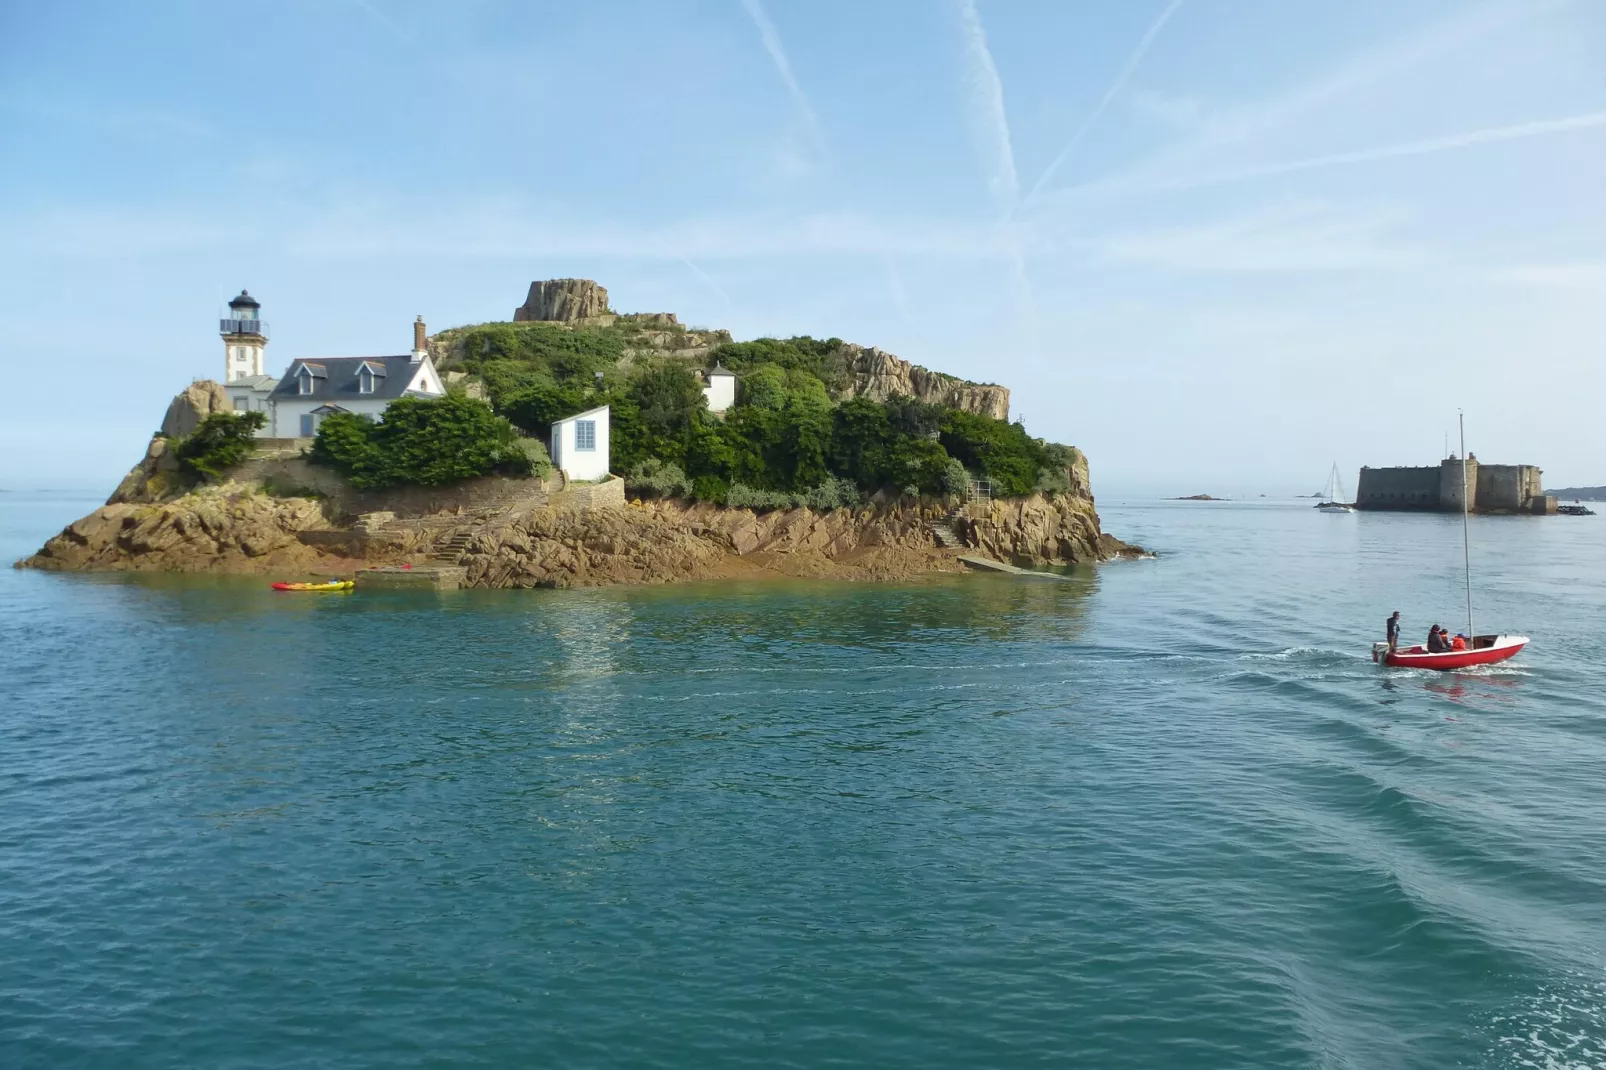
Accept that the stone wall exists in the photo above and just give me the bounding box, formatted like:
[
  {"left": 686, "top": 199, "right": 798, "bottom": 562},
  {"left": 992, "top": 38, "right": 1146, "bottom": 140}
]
[
  {"left": 1357, "top": 466, "right": 1441, "bottom": 510},
  {"left": 226, "top": 455, "right": 555, "bottom": 520},
  {"left": 548, "top": 477, "right": 626, "bottom": 511},
  {"left": 1477, "top": 464, "right": 1546, "bottom": 512},
  {"left": 1359, "top": 460, "right": 1552, "bottom": 513}
]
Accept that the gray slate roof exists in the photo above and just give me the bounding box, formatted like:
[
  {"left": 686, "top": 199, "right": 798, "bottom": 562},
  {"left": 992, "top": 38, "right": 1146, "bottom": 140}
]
[
  {"left": 229, "top": 374, "right": 279, "bottom": 391},
  {"left": 271, "top": 355, "right": 425, "bottom": 402}
]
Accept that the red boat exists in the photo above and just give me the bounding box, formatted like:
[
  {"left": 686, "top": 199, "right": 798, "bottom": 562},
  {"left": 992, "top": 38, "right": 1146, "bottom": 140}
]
[
  {"left": 1366, "top": 416, "right": 1534, "bottom": 673},
  {"left": 1373, "top": 634, "right": 1528, "bottom": 671}
]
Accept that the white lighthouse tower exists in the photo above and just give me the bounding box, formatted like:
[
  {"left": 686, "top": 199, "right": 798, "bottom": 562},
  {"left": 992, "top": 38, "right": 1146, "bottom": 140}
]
[{"left": 221, "top": 290, "right": 268, "bottom": 382}]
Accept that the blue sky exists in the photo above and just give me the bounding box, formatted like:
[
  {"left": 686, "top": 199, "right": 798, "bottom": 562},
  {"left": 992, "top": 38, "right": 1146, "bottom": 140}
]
[{"left": 3, "top": 0, "right": 1604, "bottom": 494}]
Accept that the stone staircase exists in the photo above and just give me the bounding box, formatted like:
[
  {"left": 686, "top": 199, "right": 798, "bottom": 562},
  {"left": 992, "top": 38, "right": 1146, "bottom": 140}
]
[
  {"left": 928, "top": 515, "right": 964, "bottom": 549},
  {"left": 432, "top": 531, "right": 476, "bottom": 563}
]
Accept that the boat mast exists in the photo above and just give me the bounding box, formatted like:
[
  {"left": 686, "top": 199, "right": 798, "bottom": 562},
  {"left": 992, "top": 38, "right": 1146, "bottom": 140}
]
[{"left": 1460, "top": 412, "right": 1473, "bottom": 638}]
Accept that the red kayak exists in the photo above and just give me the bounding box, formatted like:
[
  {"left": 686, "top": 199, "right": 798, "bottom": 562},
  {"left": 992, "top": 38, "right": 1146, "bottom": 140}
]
[{"left": 1373, "top": 635, "right": 1528, "bottom": 671}]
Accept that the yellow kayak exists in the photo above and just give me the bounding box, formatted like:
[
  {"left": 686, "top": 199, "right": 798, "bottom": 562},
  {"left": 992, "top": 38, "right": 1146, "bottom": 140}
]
[{"left": 271, "top": 580, "right": 354, "bottom": 592}]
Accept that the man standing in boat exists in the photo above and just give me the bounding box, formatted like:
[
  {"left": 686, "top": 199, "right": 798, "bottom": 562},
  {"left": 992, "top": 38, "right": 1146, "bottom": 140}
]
[{"left": 1386, "top": 611, "right": 1401, "bottom": 653}]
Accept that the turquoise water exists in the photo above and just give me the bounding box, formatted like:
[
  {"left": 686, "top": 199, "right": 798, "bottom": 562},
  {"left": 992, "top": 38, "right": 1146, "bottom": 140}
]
[{"left": 4, "top": 491, "right": 1606, "bottom": 1068}]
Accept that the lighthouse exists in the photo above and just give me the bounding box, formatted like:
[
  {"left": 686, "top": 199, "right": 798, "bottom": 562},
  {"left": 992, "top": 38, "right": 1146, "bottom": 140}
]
[{"left": 221, "top": 290, "right": 268, "bottom": 382}]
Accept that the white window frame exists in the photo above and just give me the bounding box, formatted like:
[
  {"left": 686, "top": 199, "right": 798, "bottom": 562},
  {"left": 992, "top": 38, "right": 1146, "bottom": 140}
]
[
  {"left": 298, "top": 369, "right": 314, "bottom": 395},
  {"left": 575, "top": 419, "right": 596, "bottom": 451},
  {"left": 359, "top": 368, "right": 374, "bottom": 394}
]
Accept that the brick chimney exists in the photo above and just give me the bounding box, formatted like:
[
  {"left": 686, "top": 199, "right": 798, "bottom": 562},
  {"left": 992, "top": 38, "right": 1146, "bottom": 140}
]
[{"left": 411, "top": 315, "right": 427, "bottom": 361}]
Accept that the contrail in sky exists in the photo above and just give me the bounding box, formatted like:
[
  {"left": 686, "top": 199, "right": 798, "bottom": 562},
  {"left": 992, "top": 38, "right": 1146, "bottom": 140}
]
[
  {"left": 1025, "top": 0, "right": 1184, "bottom": 205},
  {"left": 884, "top": 255, "right": 916, "bottom": 330},
  {"left": 958, "top": 0, "right": 1020, "bottom": 212},
  {"left": 681, "top": 257, "right": 734, "bottom": 310},
  {"left": 956, "top": 1, "right": 1037, "bottom": 355},
  {"left": 1137, "top": 109, "right": 1606, "bottom": 192},
  {"left": 739, "top": 0, "right": 823, "bottom": 143},
  {"left": 348, "top": 0, "right": 416, "bottom": 45}
]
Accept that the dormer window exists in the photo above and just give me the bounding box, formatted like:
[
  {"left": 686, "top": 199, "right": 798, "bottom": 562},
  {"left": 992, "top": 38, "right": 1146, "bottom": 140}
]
[
  {"left": 298, "top": 367, "right": 314, "bottom": 395},
  {"left": 359, "top": 367, "right": 374, "bottom": 394}
]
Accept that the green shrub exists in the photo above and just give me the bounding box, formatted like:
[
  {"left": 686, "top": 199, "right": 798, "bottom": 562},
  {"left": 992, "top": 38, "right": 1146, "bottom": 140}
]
[
  {"left": 632, "top": 363, "right": 707, "bottom": 437},
  {"left": 724, "top": 477, "right": 859, "bottom": 512},
  {"left": 941, "top": 458, "right": 969, "bottom": 497},
  {"left": 739, "top": 364, "right": 790, "bottom": 410},
  {"left": 802, "top": 476, "right": 860, "bottom": 511},
  {"left": 938, "top": 410, "right": 1050, "bottom": 497},
  {"left": 259, "top": 479, "right": 326, "bottom": 499},
  {"left": 709, "top": 336, "right": 848, "bottom": 393},
  {"left": 504, "top": 381, "right": 590, "bottom": 435},
  {"left": 725, "top": 483, "right": 798, "bottom": 511},
  {"left": 624, "top": 458, "right": 692, "bottom": 499},
  {"left": 691, "top": 474, "right": 729, "bottom": 504},
  {"left": 459, "top": 322, "right": 626, "bottom": 377},
  {"left": 516, "top": 437, "right": 553, "bottom": 479},
  {"left": 174, "top": 410, "right": 266, "bottom": 479},
  {"left": 885, "top": 436, "right": 951, "bottom": 495},
  {"left": 310, "top": 395, "right": 528, "bottom": 489}
]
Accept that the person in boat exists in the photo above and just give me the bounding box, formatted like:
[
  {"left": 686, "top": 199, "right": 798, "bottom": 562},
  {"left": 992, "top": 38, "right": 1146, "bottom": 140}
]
[
  {"left": 1427, "top": 625, "right": 1450, "bottom": 654},
  {"left": 1386, "top": 611, "right": 1401, "bottom": 652},
  {"left": 1451, "top": 633, "right": 1469, "bottom": 651}
]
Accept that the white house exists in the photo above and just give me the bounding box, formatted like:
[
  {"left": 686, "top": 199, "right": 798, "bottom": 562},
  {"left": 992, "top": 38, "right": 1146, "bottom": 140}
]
[
  {"left": 219, "top": 293, "right": 446, "bottom": 437},
  {"left": 701, "top": 363, "right": 736, "bottom": 414},
  {"left": 550, "top": 405, "right": 610, "bottom": 482}
]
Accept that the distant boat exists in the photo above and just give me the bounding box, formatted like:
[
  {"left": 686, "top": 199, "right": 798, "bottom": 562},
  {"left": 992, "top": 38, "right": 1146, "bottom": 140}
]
[{"left": 1315, "top": 463, "right": 1356, "bottom": 511}]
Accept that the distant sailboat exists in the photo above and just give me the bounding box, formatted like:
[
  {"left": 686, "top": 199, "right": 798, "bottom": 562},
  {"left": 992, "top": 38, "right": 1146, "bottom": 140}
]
[{"left": 1315, "top": 463, "right": 1356, "bottom": 511}]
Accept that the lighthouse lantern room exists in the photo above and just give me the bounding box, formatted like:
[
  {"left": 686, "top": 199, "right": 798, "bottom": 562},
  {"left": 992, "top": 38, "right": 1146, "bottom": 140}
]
[{"left": 221, "top": 290, "right": 269, "bottom": 382}]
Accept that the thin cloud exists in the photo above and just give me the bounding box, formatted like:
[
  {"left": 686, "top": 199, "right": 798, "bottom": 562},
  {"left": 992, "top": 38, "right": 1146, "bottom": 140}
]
[
  {"left": 1195, "top": 0, "right": 1557, "bottom": 149},
  {"left": 0, "top": 91, "right": 213, "bottom": 139},
  {"left": 1124, "top": 110, "right": 1606, "bottom": 193},
  {"left": 1494, "top": 263, "right": 1606, "bottom": 290},
  {"left": 1096, "top": 200, "right": 1426, "bottom": 273},
  {"left": 739, "top": 0, "right": 823, "bottom": 146},
  {"left": 1061, "top": 0, "right": 1565, "bottom": 199},
  {"left": 1, "top": 201, "right": 1019, "bottom": 261},
  {"left": 1025, "top": 0, "right": 1184, "bottom": 205}
]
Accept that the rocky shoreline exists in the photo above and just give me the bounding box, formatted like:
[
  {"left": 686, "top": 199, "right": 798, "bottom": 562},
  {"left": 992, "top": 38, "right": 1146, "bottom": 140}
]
[
  {"left": 18, "top": 379, "right": 1139, "bottom": 588},
  {"left": 19, "top": 484, "right": 1138, "bottom": 588}
]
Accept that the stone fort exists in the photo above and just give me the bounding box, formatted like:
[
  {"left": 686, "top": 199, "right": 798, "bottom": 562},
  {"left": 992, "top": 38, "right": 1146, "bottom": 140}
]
[{"left": 1356, "top": 456, "right": 1555, "bottom": 514}]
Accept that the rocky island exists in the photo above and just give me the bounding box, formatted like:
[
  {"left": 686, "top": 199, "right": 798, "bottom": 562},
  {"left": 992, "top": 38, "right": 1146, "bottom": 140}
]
[{"left": 21, "top": 280, "right": 1136, "bottom": 588}]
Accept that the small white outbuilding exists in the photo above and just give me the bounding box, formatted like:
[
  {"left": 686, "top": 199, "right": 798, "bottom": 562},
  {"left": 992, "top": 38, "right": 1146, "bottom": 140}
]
[
  {"left": 550, "top": 405, "right": 610, "bottom": 482},
  {"left": 702, "top": 363, "right": 736, "bottom": 414}
]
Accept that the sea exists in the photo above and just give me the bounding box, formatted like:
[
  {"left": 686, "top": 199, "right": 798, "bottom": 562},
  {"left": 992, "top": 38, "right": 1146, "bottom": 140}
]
[{"left": 3, "top": 489, "right": 1605, "bottom": 1069}]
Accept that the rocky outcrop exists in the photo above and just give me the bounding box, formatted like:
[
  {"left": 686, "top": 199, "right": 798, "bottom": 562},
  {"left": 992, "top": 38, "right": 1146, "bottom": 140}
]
[
  {"left": 953, "top": 495, "right": 1107, "bottom": 568},
  {"left": 513, "top": 278, "right": 610, "bottom": 322},
  {"left": 837, "top": 345, "right": 1010, "bottom": 419},
  {"left": 106, "top": 380, "right": 237, "bottom": 506},
  {"left": 161, "top": 379, "right": 231, "bottom": 438},
  {"left": 107, "top": 434, "right": 185, "bottom": 505},
  {"left": 21, "top": 486, "right": 342, "bottom": 573},
  {"left": 449, "top": 499, "right": 965, "bottom": 588},
  {"left": 618, "top": 312, "right": 680, "bottom": 328}
]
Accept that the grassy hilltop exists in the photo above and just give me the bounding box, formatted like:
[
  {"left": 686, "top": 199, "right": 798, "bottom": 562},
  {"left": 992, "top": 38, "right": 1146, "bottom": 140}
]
[{"left": 406, "top": 316, "right": 1078, "bottom": 509}]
